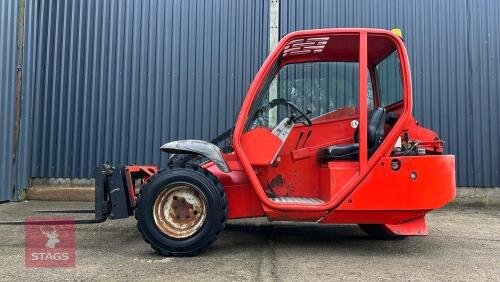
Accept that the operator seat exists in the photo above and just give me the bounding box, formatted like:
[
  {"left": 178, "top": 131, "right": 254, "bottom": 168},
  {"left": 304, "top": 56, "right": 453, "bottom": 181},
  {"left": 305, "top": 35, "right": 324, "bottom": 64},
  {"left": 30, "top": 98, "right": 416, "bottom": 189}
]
[{"left": 318, "top": 107, "right": 386, "bottom": 162}]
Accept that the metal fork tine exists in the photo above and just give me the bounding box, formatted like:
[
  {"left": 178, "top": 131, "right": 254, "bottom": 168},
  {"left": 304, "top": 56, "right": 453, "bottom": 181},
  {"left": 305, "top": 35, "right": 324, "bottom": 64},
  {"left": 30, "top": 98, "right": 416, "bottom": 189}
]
[
  {"left": 0, "top": 219, "right": 105, "bottom": 225},
  {"left": 34, "top": 209, "right": 95, "bottom": 214}
]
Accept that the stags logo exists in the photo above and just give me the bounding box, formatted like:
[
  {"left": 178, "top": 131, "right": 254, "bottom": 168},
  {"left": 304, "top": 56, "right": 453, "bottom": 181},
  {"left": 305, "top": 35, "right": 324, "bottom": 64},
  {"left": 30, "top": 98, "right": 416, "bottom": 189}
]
[
  {"left": 25, "top": 217, "right": 75, "bottom": 268},
  {"left": 40, "top": 226, "right": 60, "bottom": 248}
]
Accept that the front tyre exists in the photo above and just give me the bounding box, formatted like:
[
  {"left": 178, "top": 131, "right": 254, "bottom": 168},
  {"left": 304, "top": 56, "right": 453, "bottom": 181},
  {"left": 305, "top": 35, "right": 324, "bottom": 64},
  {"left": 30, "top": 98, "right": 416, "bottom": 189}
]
[{"left": 136, "top": 164, "right": 227, "bottom": 256}]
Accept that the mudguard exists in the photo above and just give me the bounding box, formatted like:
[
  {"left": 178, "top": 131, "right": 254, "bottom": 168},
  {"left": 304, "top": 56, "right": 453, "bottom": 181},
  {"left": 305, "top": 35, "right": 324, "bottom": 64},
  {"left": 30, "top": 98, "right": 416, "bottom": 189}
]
[{"left": 160, "top": 140, "right": 231, "bottom": 173}]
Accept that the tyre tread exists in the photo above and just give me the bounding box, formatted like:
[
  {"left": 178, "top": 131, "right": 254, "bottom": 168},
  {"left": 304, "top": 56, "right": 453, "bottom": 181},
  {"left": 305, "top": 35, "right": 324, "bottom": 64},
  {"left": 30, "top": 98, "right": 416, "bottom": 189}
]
[{"left": 135, "top": 164, "right": 227, "bottom": 256}]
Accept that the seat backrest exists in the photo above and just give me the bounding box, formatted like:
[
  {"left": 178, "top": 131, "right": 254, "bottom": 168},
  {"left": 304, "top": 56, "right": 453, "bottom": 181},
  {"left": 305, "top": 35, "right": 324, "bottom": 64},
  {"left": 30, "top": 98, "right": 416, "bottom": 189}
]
[{"left": 353, "top": 107, "right": 386, "bottom": 148}]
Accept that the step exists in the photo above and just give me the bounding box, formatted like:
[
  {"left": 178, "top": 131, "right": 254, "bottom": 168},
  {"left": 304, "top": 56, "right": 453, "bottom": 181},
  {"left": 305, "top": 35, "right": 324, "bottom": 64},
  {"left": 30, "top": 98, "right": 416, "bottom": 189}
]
[{"left": 270, "top": 197, "right": 324, "bottom": 205}]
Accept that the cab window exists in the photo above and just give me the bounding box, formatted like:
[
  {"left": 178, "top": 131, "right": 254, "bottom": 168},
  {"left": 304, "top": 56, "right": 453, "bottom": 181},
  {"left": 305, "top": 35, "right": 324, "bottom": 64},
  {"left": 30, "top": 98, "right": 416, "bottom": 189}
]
[
  {"left": 246, "top": 62, "right": 374, "bottom": 130},
  {"left": 376, "top": 51, "right": 403, "bottom": 106}
]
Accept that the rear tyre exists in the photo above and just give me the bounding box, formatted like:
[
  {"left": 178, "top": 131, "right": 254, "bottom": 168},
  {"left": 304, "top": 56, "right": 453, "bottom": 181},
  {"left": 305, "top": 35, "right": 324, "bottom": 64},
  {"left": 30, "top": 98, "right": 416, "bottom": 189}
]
[
  {"left": 136, "top": 164, "right": 227, "bottom": 256},
  {"left": 359, "top": 224, "right": 408, "bottom": 240}
]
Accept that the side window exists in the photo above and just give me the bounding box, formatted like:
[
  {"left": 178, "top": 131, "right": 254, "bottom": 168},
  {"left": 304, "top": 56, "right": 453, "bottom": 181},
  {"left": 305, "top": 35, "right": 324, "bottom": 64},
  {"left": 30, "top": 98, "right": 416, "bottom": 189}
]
[
  {"left": 367, "top": 73, "right": 374, "bottom": 110},
  {"left": 376, "top": 51, "right": 403, "bottom": 107},
  {"left": 246, "top": 62, "right": 374, "bottom": 130},
  {"left": 278, "top": 62, "right": 373, "bottom": 120}
]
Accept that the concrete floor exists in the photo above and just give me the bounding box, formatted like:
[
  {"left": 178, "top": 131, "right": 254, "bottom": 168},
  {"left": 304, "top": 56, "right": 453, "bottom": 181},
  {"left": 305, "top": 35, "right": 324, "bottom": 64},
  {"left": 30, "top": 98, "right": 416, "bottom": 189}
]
[{"left": 0, "top": 201, "right": 498, "bottom": 281}]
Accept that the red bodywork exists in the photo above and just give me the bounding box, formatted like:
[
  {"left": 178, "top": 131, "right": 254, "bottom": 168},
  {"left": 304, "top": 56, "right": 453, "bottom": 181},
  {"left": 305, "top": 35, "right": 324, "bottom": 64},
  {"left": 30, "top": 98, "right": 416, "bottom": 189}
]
[
  {"left": 136, "top": 29, "right": 456, "bottom": 236},
  {"left": 208, "top": 28, "right": 454, "bottom": 236},
  {"left": 124, "top": 165, "right": 158, "bottom": 207}
]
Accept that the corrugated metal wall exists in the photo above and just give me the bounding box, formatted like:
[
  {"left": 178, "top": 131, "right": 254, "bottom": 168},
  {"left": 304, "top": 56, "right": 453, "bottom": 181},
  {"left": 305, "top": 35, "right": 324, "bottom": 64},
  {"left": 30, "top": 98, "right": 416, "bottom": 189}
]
[
  {"left": 20, "top": 0, "right": 269, "bottom": 180},
  {"left": 0, "top": 0, "right": 17, "bottom": 200},
  {"left": 10, "top": 0, "right": 499, "bottom": 190},
  {"left": 281, "top": 0, "right": 500, "bottom": 187},
  {"left": 467, "top": 0, "right": 500, "bottom": 187}
]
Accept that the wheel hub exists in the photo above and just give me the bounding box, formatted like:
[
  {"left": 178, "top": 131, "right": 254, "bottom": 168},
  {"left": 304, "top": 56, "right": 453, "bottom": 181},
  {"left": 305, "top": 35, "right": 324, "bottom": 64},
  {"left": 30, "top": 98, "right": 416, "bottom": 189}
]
[{"left": 153, "top": 183, "right": 208, "bottom": 239}]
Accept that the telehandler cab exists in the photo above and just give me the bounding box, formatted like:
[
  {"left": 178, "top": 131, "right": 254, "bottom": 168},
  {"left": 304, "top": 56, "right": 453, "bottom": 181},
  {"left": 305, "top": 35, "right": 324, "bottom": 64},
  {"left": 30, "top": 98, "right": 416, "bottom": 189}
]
[{"left": 7, "top": 28, "right": 456, "bottom": 256}]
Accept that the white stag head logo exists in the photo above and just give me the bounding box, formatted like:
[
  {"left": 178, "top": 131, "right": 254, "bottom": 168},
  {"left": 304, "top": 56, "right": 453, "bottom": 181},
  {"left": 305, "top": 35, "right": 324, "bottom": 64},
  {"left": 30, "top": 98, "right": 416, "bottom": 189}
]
[{"left": 40, "top": 226, "right": 60, "bottom": 248}]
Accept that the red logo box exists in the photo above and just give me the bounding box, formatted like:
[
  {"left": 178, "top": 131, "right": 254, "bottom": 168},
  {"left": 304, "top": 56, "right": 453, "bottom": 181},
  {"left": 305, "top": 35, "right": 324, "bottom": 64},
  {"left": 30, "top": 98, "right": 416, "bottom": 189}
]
[{"left": 25, "top": 217, "right": 75, "bottom": 268}]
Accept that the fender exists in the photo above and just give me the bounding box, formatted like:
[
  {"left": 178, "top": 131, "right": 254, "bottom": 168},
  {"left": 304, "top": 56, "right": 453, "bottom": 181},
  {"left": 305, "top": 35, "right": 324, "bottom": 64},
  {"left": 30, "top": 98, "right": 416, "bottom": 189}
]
[{"left": 160, "top": 140, "right": 231, "bottom": 173}]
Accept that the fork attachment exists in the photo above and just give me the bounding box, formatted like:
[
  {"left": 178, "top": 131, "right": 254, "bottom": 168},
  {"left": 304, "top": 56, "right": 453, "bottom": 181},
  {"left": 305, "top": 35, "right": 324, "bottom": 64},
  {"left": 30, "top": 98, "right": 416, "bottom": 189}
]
[
  {"left": 0, "top": 164, "right": 157, "bottom": 225},
  {"left": 95, "top": 164, "right": 158, "bottom": 220}
]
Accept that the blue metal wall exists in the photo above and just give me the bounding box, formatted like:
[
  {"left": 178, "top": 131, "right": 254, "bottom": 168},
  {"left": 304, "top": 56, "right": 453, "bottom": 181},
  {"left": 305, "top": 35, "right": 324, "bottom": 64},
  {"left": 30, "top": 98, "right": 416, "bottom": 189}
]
[
  {"left": 467, "top": 1, "right": 500, "bottom": 187},
  {"left": 281, "top": 0, "right": 500, "bottom": 187},
  {"left": 10, "top": 0, "right": 499, "bottom": 191},
  {"left": 0, "top": 0, "right": 17, "bottom": 200},
  {"left": 19, "top": 0, "right": 269, "bottom": 181}
]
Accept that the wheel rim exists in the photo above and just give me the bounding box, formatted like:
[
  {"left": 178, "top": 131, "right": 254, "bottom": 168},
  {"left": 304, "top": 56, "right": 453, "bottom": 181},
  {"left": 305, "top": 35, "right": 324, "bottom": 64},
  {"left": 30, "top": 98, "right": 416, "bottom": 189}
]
[{"left": 153, "top": 183, "right": 208, "bottom": 239}]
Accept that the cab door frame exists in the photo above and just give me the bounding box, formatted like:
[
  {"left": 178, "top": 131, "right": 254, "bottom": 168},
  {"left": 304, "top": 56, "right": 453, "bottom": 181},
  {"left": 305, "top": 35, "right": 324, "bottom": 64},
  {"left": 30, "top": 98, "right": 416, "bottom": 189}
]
[{"left": 232, "top": 29, "right": 413, "bottom": 212}]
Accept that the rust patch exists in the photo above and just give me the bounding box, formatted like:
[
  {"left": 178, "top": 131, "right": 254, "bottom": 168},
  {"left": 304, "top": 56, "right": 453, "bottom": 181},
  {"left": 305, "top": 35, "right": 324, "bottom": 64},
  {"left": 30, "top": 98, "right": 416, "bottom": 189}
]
[
  {"left": 268, "top": 174, "right": 284, "bottom": 189},
  {"left": 266, "top": 174, "right": 285, "bottom": 196},
  {"left": 169, "top": 196, "right": 199, "bottom": 225},
  {"left": 285, "top": 184, "right": 295, "bottom": 196}
]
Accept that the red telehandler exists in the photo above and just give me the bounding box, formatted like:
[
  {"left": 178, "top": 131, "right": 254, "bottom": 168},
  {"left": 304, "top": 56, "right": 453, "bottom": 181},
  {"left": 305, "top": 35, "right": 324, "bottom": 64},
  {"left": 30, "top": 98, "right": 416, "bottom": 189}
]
[{"left": 4, "top": 28, "right": 456, "bottom": 256}]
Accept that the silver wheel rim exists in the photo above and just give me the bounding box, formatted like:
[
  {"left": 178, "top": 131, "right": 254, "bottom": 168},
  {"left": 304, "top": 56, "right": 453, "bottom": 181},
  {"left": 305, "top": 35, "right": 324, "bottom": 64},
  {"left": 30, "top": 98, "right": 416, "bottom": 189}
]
[{"left": 152, "top": 183, "right": 208, "bottom": 239}]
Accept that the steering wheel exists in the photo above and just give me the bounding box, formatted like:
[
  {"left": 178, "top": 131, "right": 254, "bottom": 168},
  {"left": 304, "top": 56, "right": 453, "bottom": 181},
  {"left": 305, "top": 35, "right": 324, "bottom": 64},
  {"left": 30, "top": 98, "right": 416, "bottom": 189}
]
[{"left": 253, "top": 98, "right": 312, "bottom": 127}]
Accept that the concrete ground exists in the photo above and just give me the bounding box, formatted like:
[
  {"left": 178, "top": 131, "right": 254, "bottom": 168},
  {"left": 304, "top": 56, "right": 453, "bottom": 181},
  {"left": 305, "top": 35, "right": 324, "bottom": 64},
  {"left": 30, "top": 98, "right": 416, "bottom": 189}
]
[{"left": 0, "top": 201, "right": 498, "bottom": 281}]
